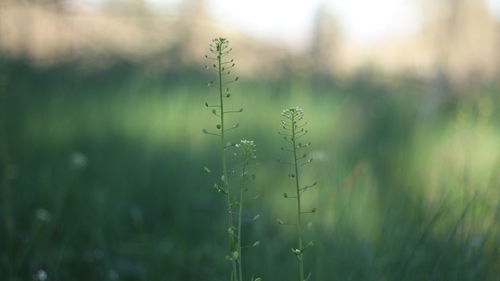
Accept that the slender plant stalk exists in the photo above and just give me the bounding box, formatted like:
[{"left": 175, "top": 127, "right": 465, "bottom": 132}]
[
  {"left": 279, "top": 107, "right": 316, "bottom": 281},
  {"left": 216, "top": 40, "right": 239, "bottom": 281},
  {"left": 204, "top": 38, "right": 260, "bottom": 281},
  {"left": 234, "top": 140, "right": 258, "bottom": 281},
  {"left": 291, "top": 113, "right": 305, "bottom": 281},
  {"left": 235, "top": 151, "right": 255, "bottom": 281},
  {"left": 204, "top": 38, "right": 246, "bottom": 281},
  {"left": 237, "top": 163, "right": 245, "bottom": 281}
]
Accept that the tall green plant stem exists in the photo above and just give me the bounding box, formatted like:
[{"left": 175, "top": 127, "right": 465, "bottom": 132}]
[
  {"left": 217, "top": 44, "right": 239, "bottom": 281},
  {"left": 237, "top": 161, "right": 248, "bottom": 281},
  {"left": 291, "top": 114, "right": 305, "bottom": 281}
]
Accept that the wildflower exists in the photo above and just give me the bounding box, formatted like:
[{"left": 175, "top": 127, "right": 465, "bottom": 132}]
[
  {"left": 281, "top": 106, "right": 304, "bottom": 119},
  {"left": 278, "top": 106, "right": 315, "bottom": 281},
  {"left": 234, "top": 139, "right": 257, "bottom": 159},
  {"left": 70, "top": 151, "right": 87, "bottom": 169},
  {"left": 35, "top": 269, "right": 47, "bottom": 281},
  {"left": 35, "top": 208, "right": 52, "bottom": 222}
]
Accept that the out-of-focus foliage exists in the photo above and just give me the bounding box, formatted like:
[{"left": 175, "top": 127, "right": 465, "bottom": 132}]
[
  {"left": 0, "top": 57, "right": 498, "bottom": 281},
  {"left": 0, "top": 1, "right": 499, "bottom": 281}
]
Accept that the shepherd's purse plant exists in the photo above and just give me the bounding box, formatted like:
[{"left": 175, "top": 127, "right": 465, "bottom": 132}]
[
  {"left": 278, "top": 106, "right": 317, "bottom": 281},
  {"left": 203, "top": 37, "right": 261, "bottom": 281}
]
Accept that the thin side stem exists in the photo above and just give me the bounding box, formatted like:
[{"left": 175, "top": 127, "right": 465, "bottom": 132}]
[
  {"left": 291, "top": 114, "right": 305, "bottom": 281},
  {"left": 237, "top": 161, "right": 248, "bottom": 281}
]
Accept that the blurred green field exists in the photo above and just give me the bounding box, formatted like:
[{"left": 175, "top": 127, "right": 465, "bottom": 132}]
[{"left": 1, "top": 59, "right": 499, "bottom": 281}]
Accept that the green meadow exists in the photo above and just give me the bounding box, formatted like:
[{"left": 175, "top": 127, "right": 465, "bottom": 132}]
[{"left": 1, "top": 59, "right": 499, "bottom": 280}]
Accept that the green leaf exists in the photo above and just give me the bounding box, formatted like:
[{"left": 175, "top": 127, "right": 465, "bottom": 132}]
[{"left": 229, "top": 236, "right": 235, "bottom": 252}]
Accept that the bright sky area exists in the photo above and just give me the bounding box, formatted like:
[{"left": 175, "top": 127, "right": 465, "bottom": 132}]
[{"left": 99, "top": 0, "right": 500, "bottom": 44}]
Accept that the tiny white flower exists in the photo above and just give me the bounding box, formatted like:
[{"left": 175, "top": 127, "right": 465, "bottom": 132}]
[
  {"left": 281, "top": 106, "right": 304, "bottom": 119},
  {"left": 35, "top": 208, "right": 51, "bottom": 222},
  {"left": 310, "top": 150, "right": 328, "bottom": 162},
  {"left": 35, "top": 269, "right": 47, "bottom": 281},
  {"left": 70, "top": 152, "right": 87, "bottom": 169},
  {"left": 234, "top": 139, "right": 257, "bottom": 160}
]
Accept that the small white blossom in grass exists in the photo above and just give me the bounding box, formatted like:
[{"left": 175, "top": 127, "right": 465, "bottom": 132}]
[
  {"left": 281, "top": 106, "right": 304, "bottom": 120},
  {"left": 234, "top": 139, "right": 256, "bottom": 159},
  {"left": 35, "top": 269, "right": 47, "bottom": 281},
  {"left": 35, "top": 208, "right": 52, "bottom": 222},
  {"left": 70, "top": 151, "right": 87, "bottom": 169},
  {"left": 310, "top": 150, "right": 328, "bottom": 162}
]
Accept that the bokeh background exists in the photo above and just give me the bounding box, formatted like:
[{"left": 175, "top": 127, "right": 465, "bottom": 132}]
[{"left": 1, "top": 0, "right": 499, "bottom": 280}]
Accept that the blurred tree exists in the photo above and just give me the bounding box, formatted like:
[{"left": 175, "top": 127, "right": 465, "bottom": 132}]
[
  {"left": 179, "top": 0, "right": 208, "bottom": 19},
  {"left": 310, "top": 2, "right": 340, "bottom": 80},
  {"left": 420, "top": 0, "right": 498, "bottom": 89},
  {"left": 11, "top": 0, "right": 69, "bottom": 9},
  {"left": 103, "top": 0, "right": 150, "bottom": 16},
  {"left": 166, "top": 0, "right": 211, "bottom": 64}
]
